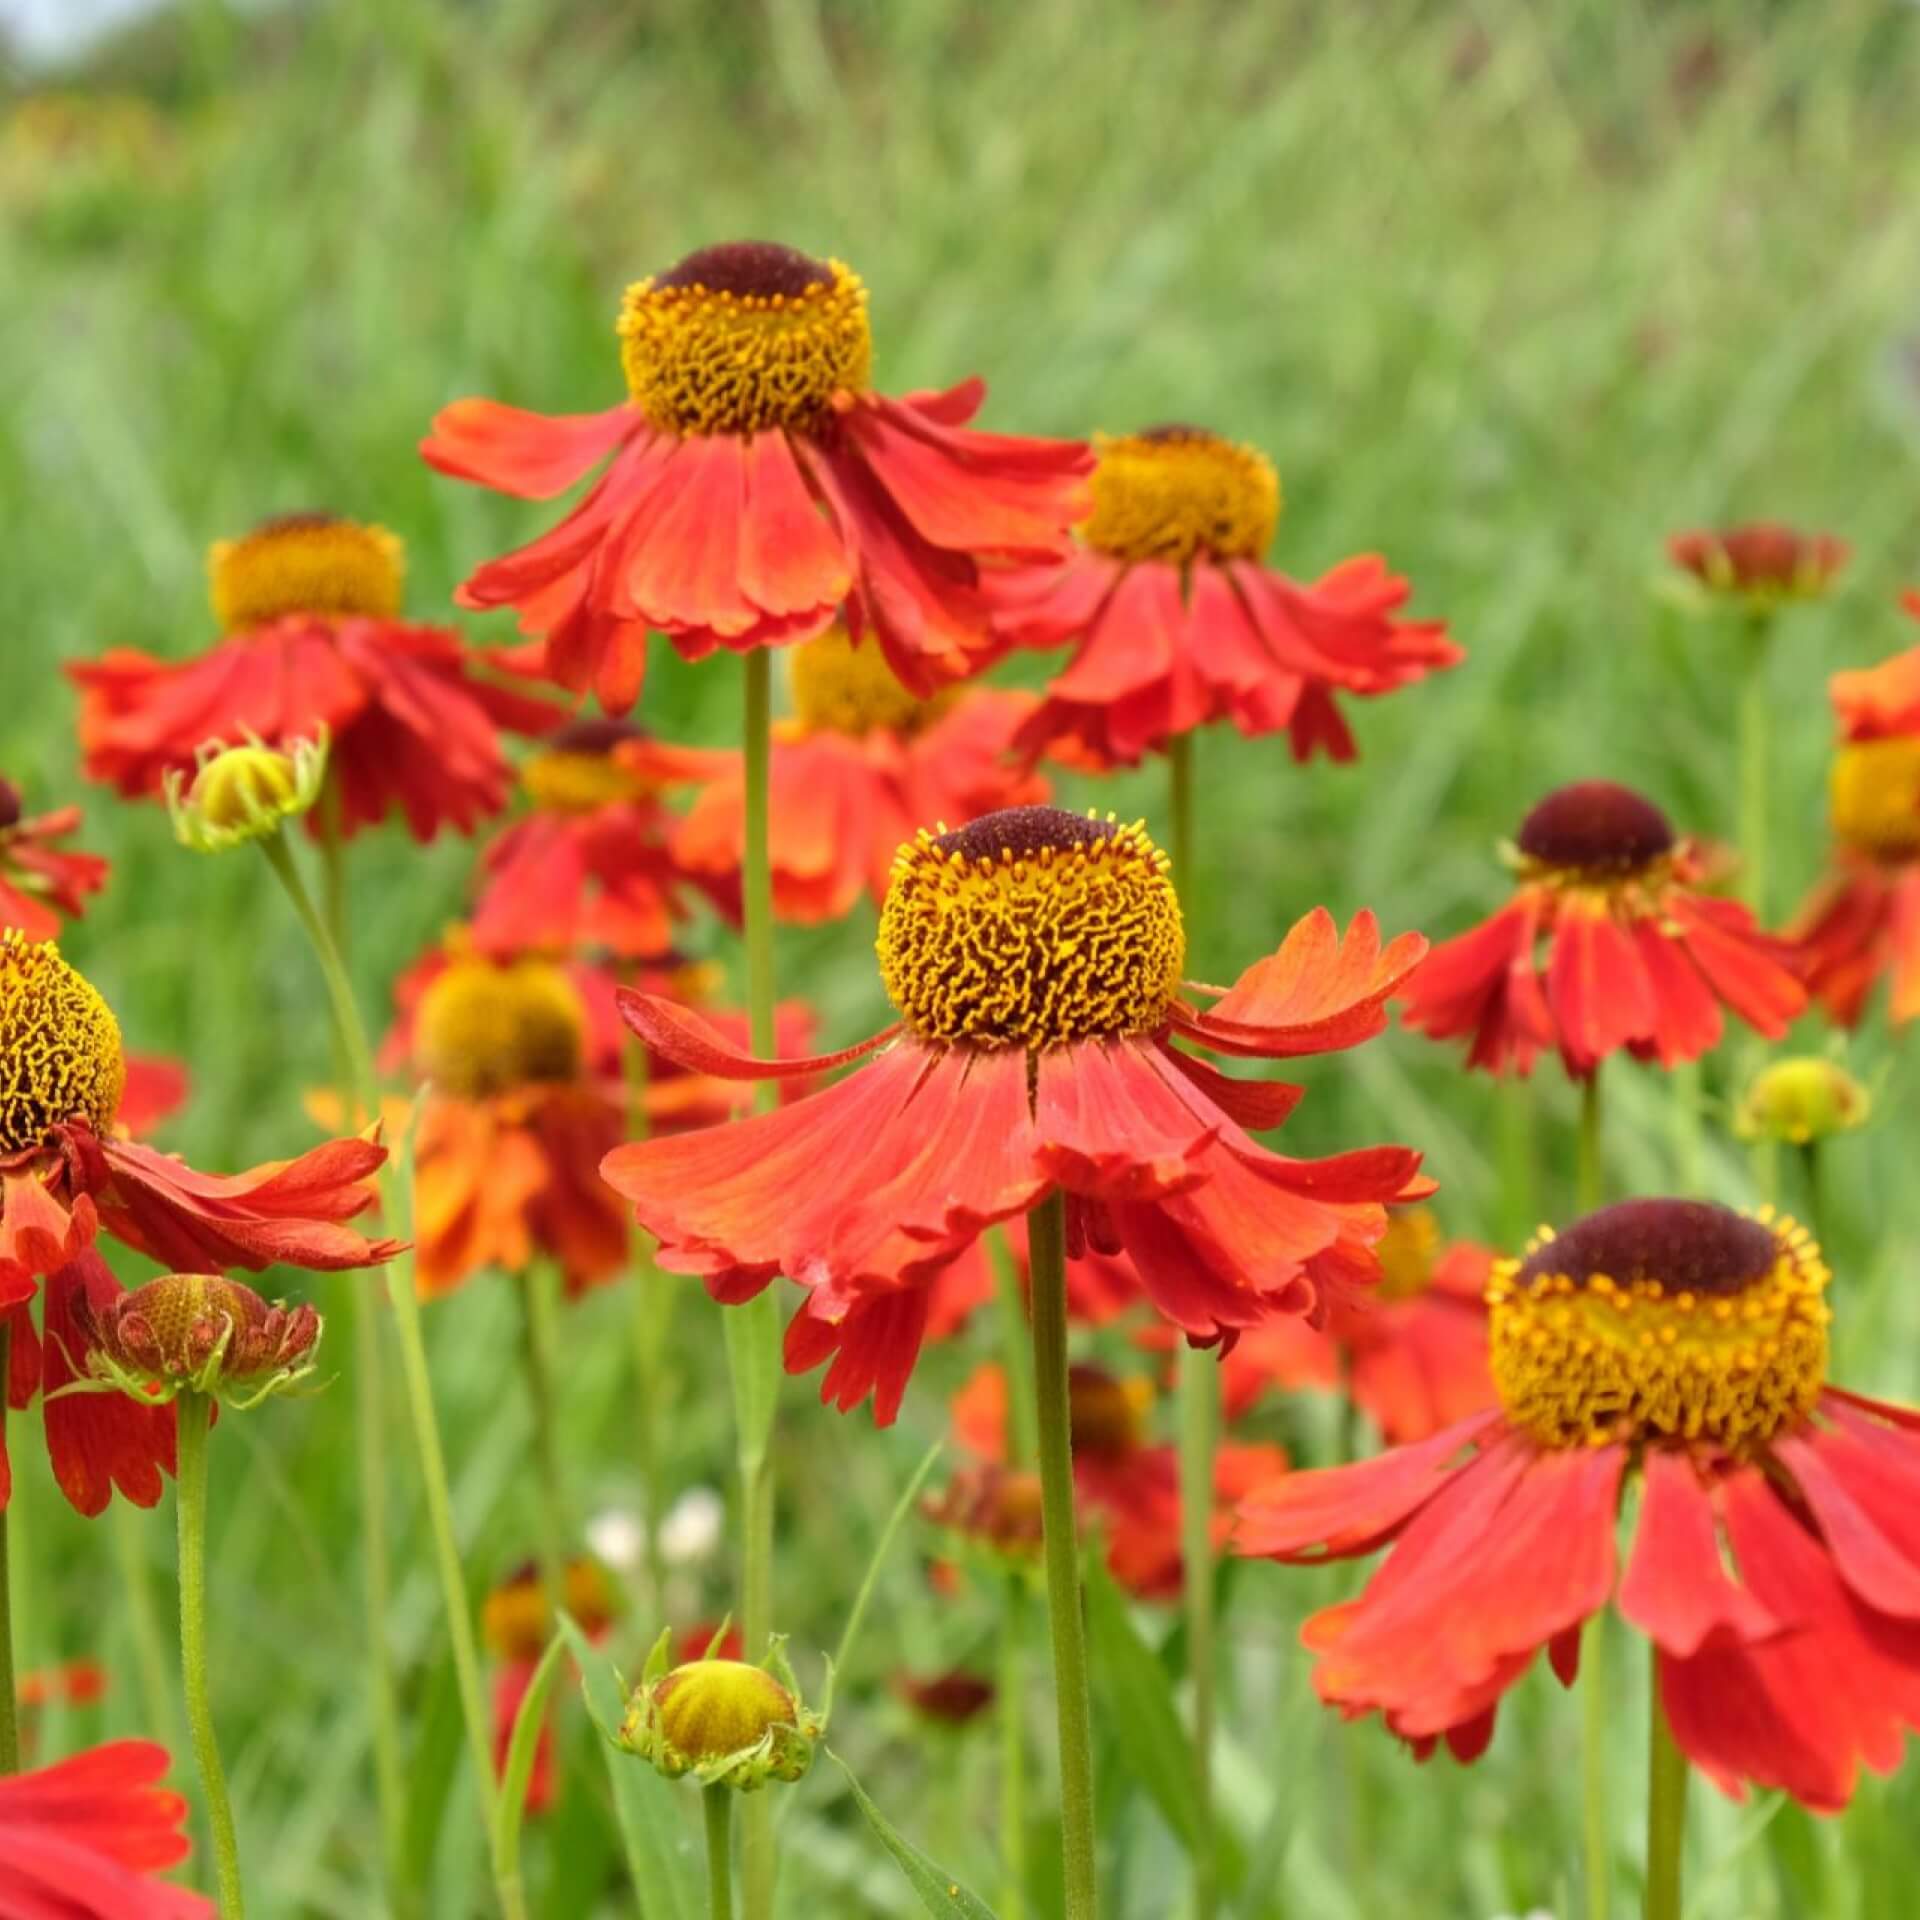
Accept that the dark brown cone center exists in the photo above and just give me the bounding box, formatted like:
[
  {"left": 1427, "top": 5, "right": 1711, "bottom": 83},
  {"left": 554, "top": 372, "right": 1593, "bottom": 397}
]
[
  {"left": 1519, "top": 1198, "right": 1776, "bottom": 1297},
  {"left": 1515, "top": 780, "right": 1675, "bottom": 872},
  {"left": 548, "top": 716, "right": 648, "bottom": 756},
  {"left": 248, "top": 509, "right": 345, "bottom": 538},
  {"left": 933, "top": 806, "right": 1121, "bottom": 865},
  {"left": 0, "top": 779, "right": 21, "bottom": 831},
  {"left": 654, "top": 241, "right": 832, "bottom": 298}
]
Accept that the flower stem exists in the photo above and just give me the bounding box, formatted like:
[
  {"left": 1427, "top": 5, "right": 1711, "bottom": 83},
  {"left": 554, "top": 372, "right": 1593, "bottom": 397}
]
[
  {"left": 704, "top": 1784, "right": 735, "bottom": 1920},
  {"left": 620, "top": 1008, "right": 675, "bottom": 1617},
  {"left": 176, "top": 1392, "right": 246, "bottom": 1919},
  {"left": 0, "top": 1324, "right": 16, "bottom": 1776},
  {"left": 736, "top": 647, "right": 781, "bottom": 1920},
  {"left": 258, "top": 830, "right": 507, "bottom": 1899},
  {"left": 1645, "top": 1656, "right": 1689, "bottom": 1920},
  {"left": 1167, "top": 728, "right": 1219, "bottom": 1920},
  {"left": 989, "top": 1230, "right": 1039, "bottom": 1467},
  {"left": 1577, "top": 1068, "right": 1605, "bottom": 1215},
  {"left": 1798, "top": 1141, "right": 1826, "bottom": 1248},
  {"left": 1582, "top": 1612, "right": 1610, "bottom": 1920},
  {"left": 1028, "top": 1190, "right": 1100, "bottom": 1920},
  {"left": 1737, "top": 611, "right": 1775, "bottom": 917},
  {"left": 517, "top": 1261, "right": 571, "bottom": 1611},
  {"left": 999, "top": 1574, "right": 1028, "bottom": 1920}
]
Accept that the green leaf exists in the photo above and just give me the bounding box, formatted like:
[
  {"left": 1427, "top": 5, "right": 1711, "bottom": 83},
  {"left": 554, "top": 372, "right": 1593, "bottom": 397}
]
[
  {"left": 829, "top": 1750, "right": 1000, "bottom": 1919},
  {"left": 490, "top": 1628, "right": 568, "bottom": 1885},
  {"left": 558, "top": 1612, "right": 703, "bottom": 1920},
  {"left": 1083, "top": 1554, "right": 1244, "bottom": 1891}
]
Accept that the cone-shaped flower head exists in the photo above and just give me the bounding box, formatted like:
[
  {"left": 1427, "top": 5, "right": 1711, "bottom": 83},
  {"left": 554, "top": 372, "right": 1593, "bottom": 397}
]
[
  {"left": 85, "top": 1272, "right": 324, "bottom": 1409},
  {"left": 166, "top": 733, "right": 328, "bottom": 852},
  {"left": 618, "top": 1628, "right": 821, "bottom": 1791},
  {"left": 788, "top": 624, "right": 957, "bottom": 739},
  {"left": 1081, "top": 426, "right": 1281, "bottom": 566},
  {"left": 413, "top": 951, "right": 587, "bottom": 1098},
  {"left": 0, "top": 929, "right": 125, "bottom": 1153},
  {"left": 209, "top": 512, "right": 404, "bottom": 631}
]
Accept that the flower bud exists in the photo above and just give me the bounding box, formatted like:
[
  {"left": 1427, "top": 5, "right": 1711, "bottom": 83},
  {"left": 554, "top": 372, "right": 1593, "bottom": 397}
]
[
  {"left": 1734, "top": 1057, "right": 1871, "bottom": 1146},
  {"left": 86, "top": 1272, "right": 323, "bottom": 1408},
  {"left": 618, "top": 1628, "right": 820, "bottom": 1791},
  {"left": 922, "top": 1463, "right": 1045, "bottom": 1561},
  {"left": 166, "top": 732, "right": 328, "bottom": 852}
]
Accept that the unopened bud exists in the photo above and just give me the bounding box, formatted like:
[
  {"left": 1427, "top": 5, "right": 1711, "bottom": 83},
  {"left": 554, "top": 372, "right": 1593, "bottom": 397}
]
[
  {"left": 87, "top": 1273, "right": 323, "bottom": 1408},
  {"left": 166, "top": 733, "right": 328, "bottom": 852},
  {"left": 1735, "top": 1057, "right": 1871, "bottom": 1146},
  {"left": 618, "top": 1628, "right": 820, "bottom": 1791}
]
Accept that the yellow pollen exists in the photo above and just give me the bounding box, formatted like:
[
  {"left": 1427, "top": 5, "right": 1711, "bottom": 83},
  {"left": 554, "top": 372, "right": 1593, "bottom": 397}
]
[
  {"left": 617, "top": 254, "right": 871, "bottom": 436},
  {"left": 1376, "top": 1208, "right": 1443, "bottom": 1302},
  {"left": 1487, "top": 1213, "right": 1829, "bottom": 1454},
  {"left": 1830, "top": 738, "right": 1920, "bottom": 861},
  {"left": 788, "top": 626, "right": 955, "bottom": 738},
  {"left": 414, "top": 954, "right": 587, "bottom": 1100},
  {"left": 208, "top": 514, "right": 405, "bottom": 631},
  {"left": 1081, "top": 428, "right": 1280, "bottom": 566},
  {"left": 876, "top": 807, "right": 1185, "bottom": 1050},
  {"left": 0, "top": 930, "right": 125, "bottom": 1154},
  {"left": 520, "top": 749, "right": 649, "bottom": 815}
]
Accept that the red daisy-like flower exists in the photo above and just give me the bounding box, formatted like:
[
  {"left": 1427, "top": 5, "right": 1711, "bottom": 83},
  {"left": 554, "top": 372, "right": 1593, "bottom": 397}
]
[
  {"left": 603, "top": 804, "right": 1430, "bottom": 1425},
  {"left": 1399, "top": 780, "right": 1805, "bottom": 1077},
  {"left": 1237, "top": 1198, "right": 1920, "bottom": 1811},
  {"left": 991, "top": 427, "right": 1461, "bottom": 767},
  {"left": 1791, "top": 624, "right": 1920, "bottom": 1027},
  {"left": 1218, "top": 1208, "right": 1497, "bottom": 1446},
  {"left": 421, "top": 240, "right": 1092, "bottom": 714},
  {"left": 0, "top": 777, "right": 107, "bottom": 940},
  {"left": 950, "top": 1360, "right": 1286, "bottom": 1601},
  {"left": 469, "top": 718, "right": 737, "bottom": 962},
  {"left": 1668, "top": 520, "right": 1849, "bottom": 608},
  {"left": 68, "top": 513, "right": 563, "bottom": 842},
  {"left": 0, "top": 1737, "right": 210, "bottom": 1918},
  {"left": 674, "top": 623, "right": 1053, "bottom": 925},
  {"left": 0, "top": 930, "right": 398, "bottom": 1516}
]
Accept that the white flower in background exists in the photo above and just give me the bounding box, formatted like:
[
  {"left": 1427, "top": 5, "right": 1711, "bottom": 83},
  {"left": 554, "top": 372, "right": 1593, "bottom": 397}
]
[
  {"left": 657, "top": 1487, "right": 726, "bottom": 1567},
  {"left": 586, "top": 1506, "right": 647, "bottom": 1574}
]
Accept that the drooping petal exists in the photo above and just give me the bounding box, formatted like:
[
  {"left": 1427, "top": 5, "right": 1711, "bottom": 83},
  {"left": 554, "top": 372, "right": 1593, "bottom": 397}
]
[{"left": 421, "top": 398, "right": 639, "bottom": 499}]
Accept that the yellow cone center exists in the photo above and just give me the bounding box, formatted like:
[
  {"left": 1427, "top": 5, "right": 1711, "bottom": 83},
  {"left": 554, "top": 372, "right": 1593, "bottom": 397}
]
[
  {"left": 1081, "top": 427, "right": 1280, "bottom": 566},
  {"left": 1375, "top": 1208, "right": 1443, "bottom": 1303},
  {"left": 414, "top": 954, "right": 587, "bottom": 1099},
  {"left": 1830, "top": 738, "right": 1920, "bottom": 862},
  {"left": 0, "top": 930, "right": 125, "bottom": 1153},
  {"left": 652, "top": 1660, "right": 799, "bottom": 1764},
  {"left": 788, "top": 625, "right": 954, "bottom": 738},
  {"left": 877, "top": 807, "right": 1185, "bottom": 1050},
  {"left": 618, "top": 242, "right": 871, "bottom": 436},
  {"left": 208, "top": 513, "right": 405, "bottom": 631},
  {"left": 1067, "top": 1365, "right": 1153, "bottom": 1459},
  {"left": 1488, "top": 1199, "right": 1828, "bottom": 1454}
]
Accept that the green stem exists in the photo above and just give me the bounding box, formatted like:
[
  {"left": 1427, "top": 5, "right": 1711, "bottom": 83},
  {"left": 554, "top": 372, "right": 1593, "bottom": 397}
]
[
  {"left": 1798, "top": 1141, "right": 1826, "bottom": 1249},
  {"left": 999, "top": 1576, "right": 1028, "bottom": 1920},
  {"left": 1028, "top": 1191, "right": 1100, "bottom": 1920},
  {"left": 258, "top": 830, "right": 507, "bottom": 1898},
  {"left": 736, "top": 648, "right": 781, "bottom": 1920},
  {"left": 0, "top": 1325, "right": 16, "bottom": 1775},
  {"left": 989, "top": 1230, "right": 1039, "bottom": 1467},
  {"left": 1737, "top": 612, "right": 1775, "bottom": 918},
  {"left": 1669, "top": 1061, "right": 1704, "bottom": 1200},
  {"left": 704, "top": 1784, "right": 735, "bottom": 1920},
  {"left": 1645, "top": 1657, "right": 1689, "bottom": 1920},
  {"left": 1577, "top": 1068, "right": 1605, "bottom": 1215},
  {"left": 1495, "top": 1077, "right": 1539, "bottom": 1250},
  {"left": 621, "top": 1016, "right": 674, "bottom": 1618},
  {"left": 1167, "top": 729, "right": 1217, "bottom": 1920},
  {"left": 176, "top": 1393, "right": 245, "bottom": 1918},
  {"left": 517, "top": 1262, "right": 571, "bottom": 1612},
  {"left": 1582, "top": 1613, "right": 1610, "bottom": 1920}
]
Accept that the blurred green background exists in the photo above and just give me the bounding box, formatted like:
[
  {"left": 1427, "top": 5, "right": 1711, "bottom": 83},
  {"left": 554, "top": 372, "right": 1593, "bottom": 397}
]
[{"left": 4, "top": 0, "right": 1920, "bottom": 1914}]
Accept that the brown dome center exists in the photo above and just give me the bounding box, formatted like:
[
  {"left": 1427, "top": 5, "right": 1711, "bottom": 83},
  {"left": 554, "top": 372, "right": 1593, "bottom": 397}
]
[
  {"left": 1517, "top": 1198, "right": 1777, "bottom": 1299},
  {"left": 1514, "top": 781, "right": 1675, "bottom": 873},
  {"left": 653, "top": 241, "right": 834, "bottom": 299}
]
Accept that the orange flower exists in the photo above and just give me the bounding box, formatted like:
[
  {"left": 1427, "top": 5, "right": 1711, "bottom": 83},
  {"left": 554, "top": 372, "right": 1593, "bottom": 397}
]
[
  {"left": 384, "top": 936, "right": 813, "bottom": 1297},
  {"left": 1237, "top": 1199, "right": 1920, "bottom": 1810},
  {"left": 1219, "top": 1209, "right": 1498, "bottom": 1445},
  {"left": 0, "top": 1739, "right": 210, "bottom": 1917},
  {"left": 952, "top": 1360, "right": 1285, "bottom": 1601},
  {"left": 1668, "top": 521, "right": 1848, "bottom": 608},
  {"left": 68, "top": 514, "right": 563, "bottom": 842},
  {"left": 604, "top": 806, "right": 1428, "bottom": 1424},
  {"left": 421, "top": 242, "right": 1091, "bottom": 712},
  {"left": 469, "top": 720, "right": 738, "bottom": 962},
  {"left": 0, "top": 932, "right": 397, "bottom": 1516},
  {"left": 1791, "top": 620, "right": 1920, "bottom": 1027},
  {"left": 674, "top": 626, "right": 1052, "bottom": 925},
  {"left": 993, "top": 427, "right": 1460, "bottom": 766},
  {"left": 0, "top": 778, "right": 107, "bottom": 940},
  {"left": 1399, "top": 780, "right": 1804, "bottom": 1077}
]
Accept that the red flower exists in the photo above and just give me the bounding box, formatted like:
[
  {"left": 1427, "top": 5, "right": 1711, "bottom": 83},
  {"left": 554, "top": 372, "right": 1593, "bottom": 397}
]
[
  {"left": 992, "top": 427, "right": 1460, "bottom": 767},
  {"left": 0, "top": 779, "right": 107, "bottom": 940},
  {"left": 674, "top": 625, "right": 1053, "bottom": 925},
  {"left": 0, "top": 1738, "right": 211, "bottom": 1918},
  {"left": 603, "top": 805, "right": 1429, "bottom": 1425},
  {"left": 1668, "top": 521, "right": 1848, "bottom": 606},
  {"left": 1399, "top": 780, "right": 1804, "bottom": 1077},
  {"left": 893, "top": 1670, "right": 996, "bottom": 1726},
  {"left": 1, "top": 931, "right": 398, "bottom": 1515},
  {"left": 1236, "top": 1199, "right": 1920, "bottom": 1810},
  {"left": 470, "top": 719, "right": 738, "bottom": 962},
  {"left": 1791, "top": 628, "right": 1920, "bottom": 1027},
  {"left": 68, "top": 513, "right": 562, "bottom": 842},
  {"left": 951, "top": 1361, "right": 1286, "bottom": 1601},
  {"left": 422, "top": 242, "right": 1090, "bottom": 713},
  {"left": 1219, "top": 1209, "right": 1497, "bottom": 1445}
]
